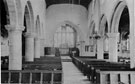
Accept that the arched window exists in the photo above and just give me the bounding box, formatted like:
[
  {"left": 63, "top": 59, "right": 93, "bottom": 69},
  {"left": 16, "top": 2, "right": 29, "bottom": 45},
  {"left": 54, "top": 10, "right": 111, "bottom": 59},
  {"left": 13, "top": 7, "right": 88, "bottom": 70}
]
[{"left": 54, "top": 24, "right": 76, "bottom": 48}]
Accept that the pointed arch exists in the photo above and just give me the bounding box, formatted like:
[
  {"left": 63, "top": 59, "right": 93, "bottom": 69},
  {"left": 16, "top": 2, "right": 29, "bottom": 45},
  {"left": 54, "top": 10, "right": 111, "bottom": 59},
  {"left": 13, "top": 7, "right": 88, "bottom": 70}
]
[
  {"left": 23, "top": 1, "right": 34, "bottom": 33},
  {"left": 4, "top": 0, "right": 16, "bottom": 25},
  {"left": 89, "top": 21, "right": 96, "bottom": 36},
  {"left": 110, "top": 1, "right": 128, "bottom": 32},
  {"left": 35, "top": 15, "right": 41, "bottom": 37},
  {"left": 99, "top": 14, "right": 108, "bottom": 36}
]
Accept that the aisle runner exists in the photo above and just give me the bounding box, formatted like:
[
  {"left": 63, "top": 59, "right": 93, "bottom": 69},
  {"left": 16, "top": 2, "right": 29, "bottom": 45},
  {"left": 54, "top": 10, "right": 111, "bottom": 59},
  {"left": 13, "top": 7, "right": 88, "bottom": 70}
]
[{"left": 62, "top": 62, "right": 92, "bottom": 84}]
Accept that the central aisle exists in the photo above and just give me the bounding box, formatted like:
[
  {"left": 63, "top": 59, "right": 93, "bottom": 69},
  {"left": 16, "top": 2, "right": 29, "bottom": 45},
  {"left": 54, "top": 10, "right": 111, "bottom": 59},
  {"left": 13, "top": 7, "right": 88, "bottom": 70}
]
[{"left": 62, "top": 57, "right": 92, "bottom": 84}]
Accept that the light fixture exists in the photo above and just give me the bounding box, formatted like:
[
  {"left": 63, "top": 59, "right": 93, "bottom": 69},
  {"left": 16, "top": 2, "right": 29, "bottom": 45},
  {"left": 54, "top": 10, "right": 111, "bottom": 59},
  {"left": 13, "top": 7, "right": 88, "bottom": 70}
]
[{"left": 93, "top": 32, "right": 101, "bottom": 39}]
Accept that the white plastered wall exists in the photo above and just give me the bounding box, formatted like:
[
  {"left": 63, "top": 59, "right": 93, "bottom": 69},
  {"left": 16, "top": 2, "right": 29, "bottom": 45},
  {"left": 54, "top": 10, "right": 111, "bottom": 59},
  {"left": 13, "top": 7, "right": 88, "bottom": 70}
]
[{"left": 45, "top": 4, "right": 88, "bottom": 47}]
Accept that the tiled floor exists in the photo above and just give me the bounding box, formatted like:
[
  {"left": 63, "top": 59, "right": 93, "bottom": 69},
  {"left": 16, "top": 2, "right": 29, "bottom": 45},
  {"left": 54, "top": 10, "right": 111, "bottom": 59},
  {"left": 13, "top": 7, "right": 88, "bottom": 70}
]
[{"left": 62, "top": 61, "right": 92, "bottom": 84}]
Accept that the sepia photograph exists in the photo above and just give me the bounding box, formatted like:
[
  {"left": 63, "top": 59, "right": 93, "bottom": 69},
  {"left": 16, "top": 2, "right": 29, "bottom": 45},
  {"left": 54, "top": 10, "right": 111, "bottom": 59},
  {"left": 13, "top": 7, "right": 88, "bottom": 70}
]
[{"left": 1, "top": 0, "right": 135, "bottom": 84}]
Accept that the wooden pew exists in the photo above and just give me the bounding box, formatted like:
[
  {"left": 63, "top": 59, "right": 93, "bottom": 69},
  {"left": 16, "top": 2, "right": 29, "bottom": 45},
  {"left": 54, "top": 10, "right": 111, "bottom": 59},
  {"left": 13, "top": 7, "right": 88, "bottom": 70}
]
[
  {"left": 1, "top": 56, "right": 9, "bottom": 70},
  {"left": 1, "top": 70, "right": 63, "bottom": 84},
  {"left": 23, "top": 56, "right": 62, "bottom": 70},
  {"left": 96, "top": 70, "right": 135, "bottom": 84},
  {"left": 71, "top": 56, "right": 132, "bottom": 83},
  {"left": 23, "top": 64, "right": 62, "bottom": 70}
]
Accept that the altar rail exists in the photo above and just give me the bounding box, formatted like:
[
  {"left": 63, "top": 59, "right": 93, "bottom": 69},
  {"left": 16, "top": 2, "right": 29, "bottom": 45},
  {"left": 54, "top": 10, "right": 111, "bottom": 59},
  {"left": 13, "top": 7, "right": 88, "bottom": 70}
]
[{"left": 1, "top": 70, "right": 63, "bottom": 84}]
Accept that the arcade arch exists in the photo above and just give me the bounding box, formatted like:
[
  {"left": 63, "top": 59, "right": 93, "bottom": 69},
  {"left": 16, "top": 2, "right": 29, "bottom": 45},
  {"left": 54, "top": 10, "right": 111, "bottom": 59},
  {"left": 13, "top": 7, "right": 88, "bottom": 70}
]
[
  {"left": 111, "top": 1, "right": 130, "bottom": 60},
  {"left": 22, "top": 2, "right": 35, "bottom": 61},
  {"left": 99, "top": 15, "right": 109, "bottom": 59}
]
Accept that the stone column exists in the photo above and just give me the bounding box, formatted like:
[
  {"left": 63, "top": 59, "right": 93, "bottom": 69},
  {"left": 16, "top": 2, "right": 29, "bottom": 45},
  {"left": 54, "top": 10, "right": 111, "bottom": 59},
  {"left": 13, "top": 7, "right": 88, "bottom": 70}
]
[
  {"left": 5, "top": 25, "right": 24, "bottom": 70},
  {"left": 97, "top": 38, "right": 104, "bottom": 59},
  {"left": 107, "top": 33, "right": 119, "bottom": 62},
  {"left": 25, "top": 33, "right": 35, "bottom": 61},
  {"left": 34, "top": 37, "right": 40, "bottom": 58},
  {"left": 80, "top": 41, "right": 85, "bottom": 56},
  {"left": 128, "top": 0, "right": 135, "bottom": 69}
]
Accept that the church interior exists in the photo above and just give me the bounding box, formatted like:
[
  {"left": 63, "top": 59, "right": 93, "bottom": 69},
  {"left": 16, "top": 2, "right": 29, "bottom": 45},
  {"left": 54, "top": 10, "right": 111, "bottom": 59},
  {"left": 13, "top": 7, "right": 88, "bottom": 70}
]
[{"left": 1, "top": 0, "right": 135, "bottom": 84}]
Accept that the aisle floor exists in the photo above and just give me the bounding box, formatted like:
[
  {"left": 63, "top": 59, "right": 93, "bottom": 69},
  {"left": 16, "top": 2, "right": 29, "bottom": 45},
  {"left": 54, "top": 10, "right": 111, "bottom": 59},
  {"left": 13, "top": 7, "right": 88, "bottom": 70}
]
[{"left": 62, "top": 60, "right": 92, "bottom": 84}]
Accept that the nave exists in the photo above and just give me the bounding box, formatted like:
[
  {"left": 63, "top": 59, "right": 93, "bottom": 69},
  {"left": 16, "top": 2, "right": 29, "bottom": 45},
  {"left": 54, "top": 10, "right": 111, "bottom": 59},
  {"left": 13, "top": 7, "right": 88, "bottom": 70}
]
[{"left": 1, "top": 0, "right": 135, "bottom": 84}]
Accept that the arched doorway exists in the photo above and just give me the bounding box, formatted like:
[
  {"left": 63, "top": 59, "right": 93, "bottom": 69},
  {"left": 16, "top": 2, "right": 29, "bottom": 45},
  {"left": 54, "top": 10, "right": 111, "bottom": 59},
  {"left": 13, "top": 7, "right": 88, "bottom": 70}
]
[{"left": 54, "top": 23, "right": 77, "bottom": 56}]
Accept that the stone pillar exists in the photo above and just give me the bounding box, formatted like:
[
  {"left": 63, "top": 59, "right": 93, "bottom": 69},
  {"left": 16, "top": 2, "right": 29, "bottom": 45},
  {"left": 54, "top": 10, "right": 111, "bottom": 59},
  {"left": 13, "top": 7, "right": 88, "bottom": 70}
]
[
  {"left": 25, "top": 33, "right": 35, "bottom": 61},
  {"left": 34, "top": 37, "right": 40, "bottom": 58},
  {"left": 107, "top": 33, "right": 119, "bottom": 62},
  {"left": 130, "top": 22, "right": 135, "bottom": 68},
  {"left": 5, "top": 25, "right": 24, "bottom": 70},
  {"left": 97, "top": 38, "right": 104, "bottom": 59},
  {"left": 80, "top": 41, "right": 85, "bottom": 56},
  {"left": 104, "top": 37, "right": 109, "bottom": 52},
  {"left": 128, "top": 0, "right": 135, "bottom": 69}
]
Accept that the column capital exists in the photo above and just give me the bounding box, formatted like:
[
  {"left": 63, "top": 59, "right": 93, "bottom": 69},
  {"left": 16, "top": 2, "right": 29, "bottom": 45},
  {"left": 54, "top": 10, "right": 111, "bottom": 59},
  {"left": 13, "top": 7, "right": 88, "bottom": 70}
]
[
  {"left": 5, "top": 25, "right": 25, "bottom": 32},
  {"left": 107, "top": 33, "right": 119, "bottom": 38},
  {"left": 24, "top": 32, "right": 35, "bottom": 38}
]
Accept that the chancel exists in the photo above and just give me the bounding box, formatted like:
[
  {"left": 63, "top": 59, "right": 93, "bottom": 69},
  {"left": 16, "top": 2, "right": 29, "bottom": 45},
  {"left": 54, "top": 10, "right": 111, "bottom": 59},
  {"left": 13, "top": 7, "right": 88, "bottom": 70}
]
[{"left": 1, "top": 0, "right": 135, "bottom": 84}]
